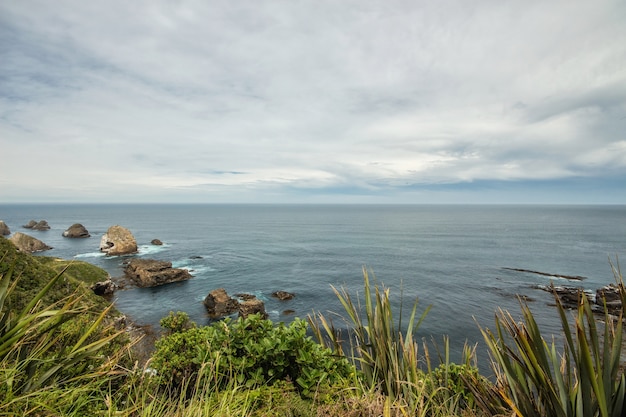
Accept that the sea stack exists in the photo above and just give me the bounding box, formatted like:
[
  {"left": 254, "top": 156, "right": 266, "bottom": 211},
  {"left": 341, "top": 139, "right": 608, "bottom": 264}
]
[{"left": 99, "top": 225, "right": 137, "bottom": 255}]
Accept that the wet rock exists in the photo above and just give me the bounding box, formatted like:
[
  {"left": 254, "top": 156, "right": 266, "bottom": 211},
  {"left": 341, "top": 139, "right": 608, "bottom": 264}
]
[
  {"left": 23, "top": 220, "right": 50, "bottom": 230},
  {"left": 272, "top": 290, "right": 295, "bottom": 301},
  {"left": 0, "top": 221, "right": 10, "bottom": 236},
  {"left": 124, "top": 259, "right": 192, "bottom": 288},
  {"left": 151, "top": 239, "right": 163, "bottom": 245},
  {"left": 100, "top": 225, "right": 137, "bottom": 255},
  {"left": 63, "top": 223, "right": 90, "bottom": 238},
  {"left": 8, "top": 232, "right": 52, "bottom": 253},
  {"left": 91, "top": 279, "right": 118, "bottom": 296},
  {"left": 203, "top": 288, "right": 240, "bottom": 318},
  {"left": 239, "top": 298, "right": 268, "bottom": 319}
]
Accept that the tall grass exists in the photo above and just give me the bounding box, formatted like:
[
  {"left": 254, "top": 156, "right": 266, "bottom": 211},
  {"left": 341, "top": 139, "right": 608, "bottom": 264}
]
[
  {"left": 480, "top": 256, "right": 626, "bottom": 417},
  {"left": 309, "top": 267, "right": 491, "bottom": 416}
]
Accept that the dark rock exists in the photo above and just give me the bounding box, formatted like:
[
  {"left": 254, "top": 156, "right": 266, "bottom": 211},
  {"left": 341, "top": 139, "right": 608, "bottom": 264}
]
[
  {"left": 282, "top": 309, "right": 296, "bottom": 315},
  {"left": 124, "top": 259, "right": 192, "bottom": 287},
  {"left": 203, "top": 288, "right": 240, "bottom": 318},
  {"left": 23, "top": 220, "right": 37, "bottom": 229},
  {"left": 100, "top": 225, "right": 137, "bottom": 255},
  {"left": 24, "top": 220, "right": 50, "bottom": 230},
  {"left": 63, "top": 223, "right": 90, "bottom": 238},
  {"left": 596, "top": 285, "right": 623, "bottom": 314},
  {"left": 151, "top": 239, "right": 163, "bottom": 245},
  {"left": 0, "top": 221, "right": 10, "bottom": 236},
  {"left": 272, "top": 290, "right": 295, "bottom": 301},
  {"left": 190, "top": 256, "right": 203, "bottom": 259},
  {"left": 91, "top": 279, "right": 118, "bottom": 296},
  {"left": 8, "top": 232, "right": 52, "bottom": 253},
  {"left": 235, "top": 293, "right": 257, "bottom": 301},
  {"left": 239, "top": 298, "right": 268, "bottom": 319}
]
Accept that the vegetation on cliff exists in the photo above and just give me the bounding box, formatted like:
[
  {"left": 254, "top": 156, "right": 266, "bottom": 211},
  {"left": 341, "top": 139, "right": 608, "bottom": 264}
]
[{"left": 0, "top": 235, "right": 624, "bottom": 416}]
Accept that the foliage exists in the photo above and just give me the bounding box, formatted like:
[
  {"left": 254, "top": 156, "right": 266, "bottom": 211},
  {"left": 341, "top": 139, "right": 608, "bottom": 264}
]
[
  {"left": 160, "top": 310, "right": 196, "bottom": 335},
  {"left": 150, "top": 313, "right": 355, "bottom": 396},
  {"left": 480, "top": 258, "right": 626, "bottom": 417},
  {"left": 0, "top": 250, "right": 131, "bottom": 414}
]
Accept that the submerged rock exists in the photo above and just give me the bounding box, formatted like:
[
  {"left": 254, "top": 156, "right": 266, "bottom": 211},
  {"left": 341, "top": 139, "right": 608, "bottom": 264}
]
[
  {"left": 9, "top": 232, "right": 52, "bottom": 253},
  {"left": 0, "top": 221, "right": 10, "bottom": 236},
  {"left": 63, "top": 223, "right": 91, "bottom": 238},
  {"left": 272, "top": 290, "right": 295, "bottom": 301},
  {"left": 100, "top": 225, "right": 137, "bottom": 255},
  {"left": 124, "top": 259, "right": 192, "bottom": 288}
]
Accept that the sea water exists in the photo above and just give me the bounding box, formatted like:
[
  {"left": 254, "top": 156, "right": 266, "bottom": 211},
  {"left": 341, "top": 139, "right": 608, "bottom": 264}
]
[{"left": 1, "top": 204, "right": 625, "bottom": 367}]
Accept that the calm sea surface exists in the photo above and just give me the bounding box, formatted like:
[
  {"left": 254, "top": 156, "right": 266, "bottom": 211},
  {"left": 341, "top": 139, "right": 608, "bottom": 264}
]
[{"left": 1, "top": 204, "right": 625, "bottom": 366}]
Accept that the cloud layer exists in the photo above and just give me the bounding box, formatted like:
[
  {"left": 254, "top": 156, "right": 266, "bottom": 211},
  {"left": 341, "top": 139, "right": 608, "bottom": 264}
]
[{"left": 1, "top": 0, "right": 625, "bottom": 203}]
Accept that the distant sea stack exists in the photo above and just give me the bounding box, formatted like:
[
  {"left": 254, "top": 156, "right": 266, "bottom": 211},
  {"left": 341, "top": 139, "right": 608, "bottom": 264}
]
[
  {"left": 23, "top": 220, "right": 51, "bottom": 230},
  {"left": 63, "top": 223, "right": 91, "bottom": 238},
  {"left": 99, "top": 225, "right": 137, "bottom": 255}
]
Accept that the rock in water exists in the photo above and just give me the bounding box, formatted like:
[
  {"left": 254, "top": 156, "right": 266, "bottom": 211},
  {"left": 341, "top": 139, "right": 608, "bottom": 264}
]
[
  {"left": 124, "top": 259, "right": 192, "bottom": 287},
  {"left": 23, "top": 220, "right": 50, "bottom": 230},
  {"left": 63, "top": 223, "right": 91, "bottom": 238},
  {"left": 100, "top": 225, "right": 137, "bottom": 255},
  {"left": 0, "top": 221, "right": 10, "bottom": 236},
  {"left": 151, "top": 239, "right": 163, "bottom": 245},
  {"left": 239, "top": 298, "right": 268, "bottom": 319},
  {"left": 272, "top": 290, "right": 295, "bottom": 300},
  {"left": 9, "top": 232, "right": 52, "bottom": 253},
  {"left": 203, "top": 288, "right": 240, "bottom": 318}
]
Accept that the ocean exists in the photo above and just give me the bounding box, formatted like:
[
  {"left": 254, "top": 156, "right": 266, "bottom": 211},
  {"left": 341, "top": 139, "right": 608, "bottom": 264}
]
[{"left": 1, "top": 204, "right": 625, "bottom": 367}]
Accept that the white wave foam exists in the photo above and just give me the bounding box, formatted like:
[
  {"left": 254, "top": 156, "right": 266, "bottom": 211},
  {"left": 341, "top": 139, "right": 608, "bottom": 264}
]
[
  {"left": 74, "top": 251, "right": 106, "bottom": 259},
  {"left": 137, "top": 244, "right": 170, "bottom": 256}
]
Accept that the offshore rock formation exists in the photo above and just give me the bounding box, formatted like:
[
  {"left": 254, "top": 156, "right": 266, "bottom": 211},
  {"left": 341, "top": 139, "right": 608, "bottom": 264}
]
[
  {"left": 124, "top": 259, "right": 192, "bottom": 288},
  {"left": 63, "top": 223, "right": 91, "bottom": 238},
  {"left": 272, "top": 290, "right": 295, "bottom": 300},
  {"left": 0, "top": 221, "right": 10, "bottom": 236},
  {"left": 203, "top": 288, "right": 267, "bottom": 319},
  {"left": 23, "top": 220, "right": 51, "bottom": 231},
  {"left": 100, "top": 225, "right": 137, "bottom": 255},
  {"left": 9, "top": 232, "right": 52, "bottom": 253},
  {"left": 151, "top": 239, "right": 163, "bottom": 245}
]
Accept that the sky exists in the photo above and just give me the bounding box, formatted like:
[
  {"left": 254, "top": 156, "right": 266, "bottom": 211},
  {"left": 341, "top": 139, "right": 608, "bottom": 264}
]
[{"left": 1, "top": 0, "right": 625, "bottom": 204}]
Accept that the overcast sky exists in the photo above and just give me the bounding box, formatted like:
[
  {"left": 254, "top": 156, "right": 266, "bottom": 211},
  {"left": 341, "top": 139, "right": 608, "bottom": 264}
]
[{"left": 1, "top": 1, "right": 625, "bottom": 204}]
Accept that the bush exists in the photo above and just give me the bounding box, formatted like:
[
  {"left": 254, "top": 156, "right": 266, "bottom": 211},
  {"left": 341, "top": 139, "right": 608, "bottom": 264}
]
[{"left": 150, "top": 314, "right": 355, "bottom": 395}]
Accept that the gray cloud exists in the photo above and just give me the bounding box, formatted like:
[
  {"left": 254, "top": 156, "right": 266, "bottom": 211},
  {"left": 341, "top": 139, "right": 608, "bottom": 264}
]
[{"left": 1, "top": 0, "right": 625, "bottom": 203}]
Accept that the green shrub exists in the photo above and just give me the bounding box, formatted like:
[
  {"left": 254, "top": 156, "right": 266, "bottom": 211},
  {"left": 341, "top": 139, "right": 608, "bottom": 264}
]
[{"left": 150, "top": 314, "right": 355, "bottom": 395}]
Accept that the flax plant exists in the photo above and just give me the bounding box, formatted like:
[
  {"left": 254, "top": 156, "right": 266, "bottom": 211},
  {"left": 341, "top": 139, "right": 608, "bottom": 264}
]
[
  {"left": 0, "top": 261, "right": 127, "bottom": 412},
  {"left": 480, "top": 258, "right": 626, "bottom": 417},
  {"left": 311, "top": 268, "right": 431, "bottom": 406}
]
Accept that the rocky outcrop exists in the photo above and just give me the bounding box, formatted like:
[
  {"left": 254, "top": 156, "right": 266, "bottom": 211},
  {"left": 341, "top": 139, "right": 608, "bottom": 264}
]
[
  {"left": 124, "top": 259, "right": 192, "bottom": 288},
  {"left": 537, "top": 283, "right": 623, "bottom": 315},
  {"left": 63, "top": 223, "right": 90, "bottom": 238},
  {"left": 204, "top": 288, "right": 240, "bottom": 317},
  {"left": 23, "top": 220, "right": 51, "bottom": 231},
  {"left": 91, "top": 279, "right": 118, "bottom": 296},
  {"left": 100, "top": 225, "right": 137, "bottom": 255},
  {"left": 203, "top": 289, "right": 268, "bottom": 319},
  {"left": 272, "top": 290, "right": 295, "bottom": 300},
  {"left": 239, "top": 298, "right": 268, "bottom": 319},
  {"left": 9, "top": 232, "right": 52, "bottom": 253},
  {"left": 151, "top": 239, "right": 163, "bottom": 245},
  {"left": 0, "top": 221, "right": 10, "bottom": 236}
]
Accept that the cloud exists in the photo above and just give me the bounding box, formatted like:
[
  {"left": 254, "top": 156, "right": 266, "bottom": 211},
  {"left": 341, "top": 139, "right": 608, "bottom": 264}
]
[{"left": 1, "top": 0, "right": 625, "bottom": 203}]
